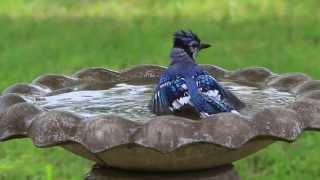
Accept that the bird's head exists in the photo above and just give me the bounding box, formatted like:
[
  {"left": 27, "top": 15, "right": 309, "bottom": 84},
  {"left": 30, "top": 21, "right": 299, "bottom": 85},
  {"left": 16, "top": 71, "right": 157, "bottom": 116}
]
[{"left": 173, "top": 30, "right": 211, "bottom": 60}]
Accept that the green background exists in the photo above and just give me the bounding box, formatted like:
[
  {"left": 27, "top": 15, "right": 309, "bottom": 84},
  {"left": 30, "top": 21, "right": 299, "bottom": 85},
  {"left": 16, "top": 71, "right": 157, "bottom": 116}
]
[{"left": 0, "top": 1, "right": 319, "bottom": 179}]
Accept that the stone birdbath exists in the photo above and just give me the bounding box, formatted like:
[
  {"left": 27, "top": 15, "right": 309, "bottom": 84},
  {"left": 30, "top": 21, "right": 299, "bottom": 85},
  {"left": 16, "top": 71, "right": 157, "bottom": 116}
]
[{"left": 1, "top": 65, "right": 320, "bottom": 180}]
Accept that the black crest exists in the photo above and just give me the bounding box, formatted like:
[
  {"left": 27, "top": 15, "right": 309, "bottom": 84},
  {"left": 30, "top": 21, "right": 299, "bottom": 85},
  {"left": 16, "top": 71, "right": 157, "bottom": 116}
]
[{"left": 173, "top": 30, "right": 200, "bottom": 48}]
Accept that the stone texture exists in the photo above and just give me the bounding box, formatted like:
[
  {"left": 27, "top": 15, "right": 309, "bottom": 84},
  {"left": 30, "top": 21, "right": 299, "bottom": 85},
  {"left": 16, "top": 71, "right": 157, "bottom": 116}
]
[
  {"left": 298, "top": 90, "right": 320, "bottom": 100},
  {"left": 267, "top": 73, "right": 311, "bottom": 91},
  {"left": 293, "top": 80, "right": 320, "bottom": 95},
  {"left": 291, "top": 99, "right": 320, "bottom": 129},
  {"left": 119, "top": 64, "right": 166, "bottom": 82},
  {"left": 0, "top": 103, "right": 42, "bottom": 140},
  {"left": 33, "top": 74, "right": 80, "bottom": 90},
  {"left": 2, "top": 83, "right": 50, "bottom": 96},
  {"left": 0, "top": 94, "right": 26, "bottom": 114},
  {"left": 0, "top": 104, "right": 314, "bottom": 171},
  {"left": 0, "top": 65, "right": 319, "bottom": 172},
  {"left": 85, "top": 164, "right": 240, "bottom": 180},
  {"left": 253, "top": 108, "right": 303, "bottom": 139},
  {"left": 228, "top": 67, "right": 273, "bottom": 85},
  {"left": 200, "top": 64, "right": 230, "bottom": 79},
  {"left": 28, "top": 111, "right": 83, "bottom": 146},
  {"left": 73, "top": 67, "right": 119, "bottom": 83}
]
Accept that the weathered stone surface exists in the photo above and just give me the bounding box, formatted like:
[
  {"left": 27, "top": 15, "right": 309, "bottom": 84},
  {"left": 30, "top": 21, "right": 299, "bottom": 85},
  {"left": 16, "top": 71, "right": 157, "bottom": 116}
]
[
  {"left": 73, "top": 67, "right": 119, "bottom": 83},
  {"left": 0, "top": 94, "right": 26, "bottom": 114},
  {"left": 62, "top": 143, "right": 105, "bottom": 163},
  {"left": 33, "top": 74, "right": 80, "bottom": 90},
  {"left": 119, "top": 65, "right": 166, "bottom": 82},
  {"left": 267, "top": 73, "right": 311, "bottom": 91},
  {"left": 82, "top": 115, "right": 141, "bottom": 152},
  {"left": 0, "top": 65, "right": 319, "bottom": 172},
  {"left": 0, "top": 108, "right": 312, "bottom": 171},
  {"left": 95, "top": 138, "right": 272, "bottom": 171},
  {"left": 293, "top": 80, "right": 320, "bottom": 95},
  {"left": 291, "top": 99, "right": 320, "bottom": 129},
  {"left": 253, "top": 108, "right": 303, "bottom": 139},
  {"left": 298, "top": 90, "right": 320, "bottom": 100},
  {"left": 2, "top": 83, "right": 49, "bottom": 96},
  {"left": 0, "top": 103, "right": 41, "bottom": 140},
  {"left": 85, "top": 164, "right": 240, "bottom": 180},
  {"left": 28, "top": 111, "right": 83, "bottom": 146},
  {"left": 228, "top": 67, "right": 273, "bottom": 85},
  {"left": 201, "top": 64, "right": 229, "bottom": 79}
]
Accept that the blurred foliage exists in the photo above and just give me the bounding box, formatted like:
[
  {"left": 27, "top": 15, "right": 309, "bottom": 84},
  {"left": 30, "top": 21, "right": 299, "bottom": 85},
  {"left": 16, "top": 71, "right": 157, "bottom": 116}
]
[{"left": 0, "top": 0, "right": 320, "bottom": 179}]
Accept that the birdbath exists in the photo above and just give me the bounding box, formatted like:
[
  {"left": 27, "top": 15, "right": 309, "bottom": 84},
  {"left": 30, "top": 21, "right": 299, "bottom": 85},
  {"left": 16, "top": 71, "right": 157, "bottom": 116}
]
[{"left": 1, "top": 64, "right": 320, "bottom": 180}]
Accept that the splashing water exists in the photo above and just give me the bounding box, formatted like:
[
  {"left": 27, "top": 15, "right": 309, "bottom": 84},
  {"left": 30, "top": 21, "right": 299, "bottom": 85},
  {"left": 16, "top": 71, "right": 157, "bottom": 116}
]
[{"left": 31, "top": 82, "right": 295, "bottom": 122}]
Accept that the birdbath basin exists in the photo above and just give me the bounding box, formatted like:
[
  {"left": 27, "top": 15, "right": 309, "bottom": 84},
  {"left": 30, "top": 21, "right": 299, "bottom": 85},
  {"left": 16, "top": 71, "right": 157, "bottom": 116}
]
[{"left": 1, "top": 65, "right": 320, "bottom": 179}]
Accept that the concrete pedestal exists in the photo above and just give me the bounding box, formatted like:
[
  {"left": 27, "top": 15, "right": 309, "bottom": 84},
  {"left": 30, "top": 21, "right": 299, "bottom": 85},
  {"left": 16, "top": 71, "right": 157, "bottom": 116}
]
[{"left": 85, "top": 164, "right": 240, "bottom": 180}]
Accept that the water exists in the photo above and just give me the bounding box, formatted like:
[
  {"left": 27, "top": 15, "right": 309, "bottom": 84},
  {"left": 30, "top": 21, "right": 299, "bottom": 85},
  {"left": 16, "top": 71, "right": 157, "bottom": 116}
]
[
  {"left": 33, "top": 84, "right": 155, "bottom": 122},
  {"left": 30, "top": 82, "right": 295, "bottom": 122},
  {"left": 222, "top": 82, "right": 296, "bottom": 116}
]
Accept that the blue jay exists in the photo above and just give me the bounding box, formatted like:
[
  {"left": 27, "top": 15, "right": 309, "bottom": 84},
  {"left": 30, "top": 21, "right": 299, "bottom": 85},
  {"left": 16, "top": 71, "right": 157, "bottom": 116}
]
[{"left": 151, "top": 30, "right": 240, "bottom": 118}]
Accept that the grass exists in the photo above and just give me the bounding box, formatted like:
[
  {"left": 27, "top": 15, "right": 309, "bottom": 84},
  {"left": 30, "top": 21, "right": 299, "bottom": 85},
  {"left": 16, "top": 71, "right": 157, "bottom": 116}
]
[{"left": 0, "top": 0, "right": 320, "bottom": 179}]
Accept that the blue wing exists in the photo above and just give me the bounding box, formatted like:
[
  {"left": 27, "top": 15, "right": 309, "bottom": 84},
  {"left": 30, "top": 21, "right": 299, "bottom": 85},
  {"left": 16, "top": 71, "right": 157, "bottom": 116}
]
[
  {"left": 152, "top": 70, "right": 237, "bottom": 117},
  {"left": 194, "top": 72, "right": 226, "bottom": 97},
  {"left": 152, "top": 74, "right": 171, "bottom": 115},
  {"left": 193, "top": 71, "right": 235, "bottom": 114},
  {"left": 152, "top": 73, "right": 191, "bottom": 115}
]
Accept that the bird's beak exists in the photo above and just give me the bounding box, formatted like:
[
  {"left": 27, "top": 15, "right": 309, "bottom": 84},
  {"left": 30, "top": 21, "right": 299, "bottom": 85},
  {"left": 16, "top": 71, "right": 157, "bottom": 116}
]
[{"left": 199, "top": 43, "right": 211, "bottom": 50}]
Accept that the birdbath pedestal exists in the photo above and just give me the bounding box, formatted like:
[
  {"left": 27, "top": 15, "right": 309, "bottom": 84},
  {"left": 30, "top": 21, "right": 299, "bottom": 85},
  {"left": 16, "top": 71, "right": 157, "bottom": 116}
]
[{"left": 85, "top": 164, "right": 240, "bottom": 180}]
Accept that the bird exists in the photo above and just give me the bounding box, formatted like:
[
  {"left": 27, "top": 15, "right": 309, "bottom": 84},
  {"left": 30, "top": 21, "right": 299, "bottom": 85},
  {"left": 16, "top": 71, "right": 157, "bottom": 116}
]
[{"left": 151, "top": 30, "right": 240, "bottom": 118}]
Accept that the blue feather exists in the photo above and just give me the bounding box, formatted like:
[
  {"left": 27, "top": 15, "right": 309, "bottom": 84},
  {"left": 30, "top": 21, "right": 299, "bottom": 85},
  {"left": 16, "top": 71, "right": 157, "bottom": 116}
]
[
  {"left": 151, "top": 30, "right": 240, "bottom": 118},
  {"left": 152, "top": 63, "right": 237, "bottom": 117}
]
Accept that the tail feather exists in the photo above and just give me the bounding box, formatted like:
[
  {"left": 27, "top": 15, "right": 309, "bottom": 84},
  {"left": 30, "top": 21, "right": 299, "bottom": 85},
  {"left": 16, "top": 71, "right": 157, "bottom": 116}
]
[
  {"left": 151, "top": 87, "right": 171, "bottom": 115},
  {"left": 202, "top": 93, "right": 233, "bottom": 112},
  {"left": 184, "top": 77, "right": 233, "bottom": 115},
  {"left": 184, "top": 78, "right": 215, "bottom": 114}
]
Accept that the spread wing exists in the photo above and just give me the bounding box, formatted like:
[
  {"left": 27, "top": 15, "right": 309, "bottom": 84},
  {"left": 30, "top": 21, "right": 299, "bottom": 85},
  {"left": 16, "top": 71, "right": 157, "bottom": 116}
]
[
  {"left": 151, "top": 73, "right": 193, "bottom": 115},
  {"left": 151, "top": 71, "right": 239, "bottom": 117},
  {"left": 194, "top": 72, "right": 236, "bottom": 114}
]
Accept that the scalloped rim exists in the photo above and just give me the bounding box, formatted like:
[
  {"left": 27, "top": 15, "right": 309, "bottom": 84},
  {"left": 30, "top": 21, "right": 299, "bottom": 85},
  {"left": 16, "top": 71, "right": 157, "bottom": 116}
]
[{"left": 1, "top": 65, "right": 320, "bottom": 154}]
